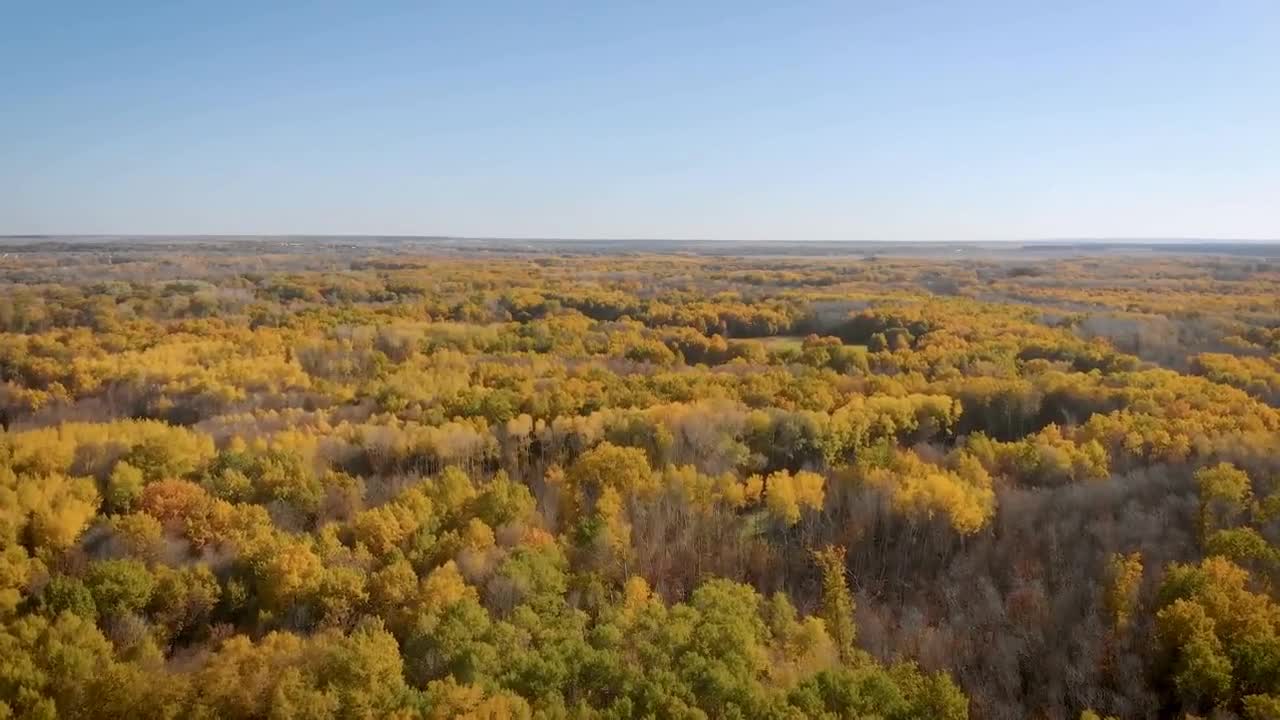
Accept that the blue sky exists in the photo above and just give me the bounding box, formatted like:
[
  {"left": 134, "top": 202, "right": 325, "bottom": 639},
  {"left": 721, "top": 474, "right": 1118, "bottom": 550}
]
[{"left": 3, "top": 1, "right": 1277, "bottom": 240}]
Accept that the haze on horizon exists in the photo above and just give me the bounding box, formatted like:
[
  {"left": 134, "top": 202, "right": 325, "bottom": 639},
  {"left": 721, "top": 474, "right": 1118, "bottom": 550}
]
[{"left": 4, "top": 1, "right": 1278, "bottom": 241}]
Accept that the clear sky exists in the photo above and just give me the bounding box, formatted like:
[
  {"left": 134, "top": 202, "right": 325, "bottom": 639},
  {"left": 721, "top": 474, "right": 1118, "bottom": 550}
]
[{"left": 3, "top": 1, "right": 1278, "bottom": 240}]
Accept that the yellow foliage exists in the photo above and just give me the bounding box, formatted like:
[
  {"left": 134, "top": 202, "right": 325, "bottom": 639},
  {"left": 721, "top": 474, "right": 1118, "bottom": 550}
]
[
  {"left": 0, "top": 468, "right": 99, "bottom": 553},
  {"left": 764, "top": 470, "right": 826, "bottom": 526},
  {"left": 424, "top": 677, "right": 531, "bottom": 720},
  {"left": 418, "top": 560, "right": 476, "bottom": 613},
  {"left": 865, "top": 449, "right": 995, "bottom": 534}
]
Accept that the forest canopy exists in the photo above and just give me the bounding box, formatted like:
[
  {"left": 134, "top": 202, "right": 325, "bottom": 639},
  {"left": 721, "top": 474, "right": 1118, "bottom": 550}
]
[{"left": 1, "top": 242, "right": 1279, "bottom": 719}]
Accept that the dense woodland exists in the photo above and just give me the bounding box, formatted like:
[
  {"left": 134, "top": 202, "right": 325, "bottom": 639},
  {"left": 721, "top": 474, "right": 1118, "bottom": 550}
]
[{"left": 2, "top": 243, "right": 1279, "bottom": 719}]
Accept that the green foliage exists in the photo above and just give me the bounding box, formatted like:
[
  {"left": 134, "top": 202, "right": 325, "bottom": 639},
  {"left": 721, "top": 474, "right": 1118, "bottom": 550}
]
[
  {"left": 149, "top": 565, "right": 219, "bottom": 645},
  {"left": 39, "top": 575, "right": 98, "bottom": 622},
  {"left": 1197, "top": 462, "right": 1253, "bottom": 540},
  {"left": 106, "top": 461, "right": 145, "bottom": 514},
  {"left": 813, "top": 545, "right": 857, "bottom": 663},
  {"left": 788, "top": 664, "right": 967, "bottom": 720},
  {"left": 1156, "top": 557, "right": 1280, "bottom": 714},
  {"left": 1104, "top": 552, "right": 1143, "bottom": 632},
  {"left": 0, "top": 613, "right": 144, "bottom": 719},
  {"left": 86, "top": 559, "right": 156, "bottom": 617}
]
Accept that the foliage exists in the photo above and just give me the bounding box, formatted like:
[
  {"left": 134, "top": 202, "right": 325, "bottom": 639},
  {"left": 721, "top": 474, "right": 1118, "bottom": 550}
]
[{"left": 3, "top": 245, "right": 1280, "bottom": 718}]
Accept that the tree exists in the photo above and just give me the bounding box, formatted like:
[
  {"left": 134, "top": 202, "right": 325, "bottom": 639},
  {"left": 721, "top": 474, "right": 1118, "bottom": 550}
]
[
  {"left": 106, "top": 461, "right": 146, "bottom": 514},
  {"left": 149, "top": 564, "right": 219, "bottom": 646},
  {"left": 814, "top": 545, "right": 857, "bottom": 664},
  {"left": 1196, "top": 463, "right": 1252, "bottom": 543},
  {"left": 563, "top": 442, "right": 654, "bottom": 522},
  {"left": 1156, "top": 557, "right": 1280, "bottom": 714},
  {"left": 1104, "top": 552, "right": 1143, "bottom": 633},
  {"left": 39, "top": 575, "right": 98, "bottom": 622},
  {"left": 764, "top": 469, "right": 825, "bottom": 526},
  {"left": 86, "top": 558, "right": 156, "bottom": 617}
]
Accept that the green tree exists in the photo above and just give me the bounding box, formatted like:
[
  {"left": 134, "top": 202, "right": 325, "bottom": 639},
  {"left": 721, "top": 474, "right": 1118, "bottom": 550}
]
[
  {"left": 1104, "top": 551, "right": 1143, "bottom": 632},
  {"left": 86, "top": 558, "right": 156, "bottom": 617},
  {"left": 814, "top": 545, "right": 858, "bottom": 664},
  {"left": 1196, "top": 463, "right": 1252, "bottom": 542},
  {"left": 106, "top": 461, "right": 146, "bottom": 514},
  {"left": 39, "top": 575, "right": 98, "bottom": 622}
]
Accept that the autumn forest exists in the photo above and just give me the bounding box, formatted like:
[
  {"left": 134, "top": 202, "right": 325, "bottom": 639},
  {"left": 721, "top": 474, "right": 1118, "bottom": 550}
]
[{"left": 2, "top": 240, "right": 1280, "bottom": 720}]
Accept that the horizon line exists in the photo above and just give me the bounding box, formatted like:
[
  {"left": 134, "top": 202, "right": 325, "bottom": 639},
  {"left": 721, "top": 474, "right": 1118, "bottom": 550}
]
[{"left": 2, "top": 234, "right": 1279, "bottom": 245}]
